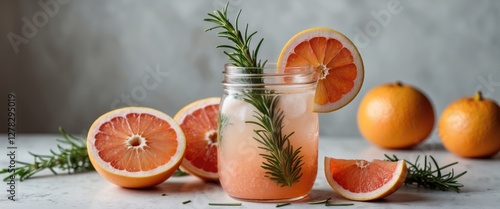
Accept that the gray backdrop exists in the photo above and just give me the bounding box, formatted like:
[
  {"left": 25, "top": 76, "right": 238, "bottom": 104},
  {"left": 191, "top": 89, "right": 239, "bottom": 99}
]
[{"left": 1, "top": 0, "right": 499, "bottom": 137}]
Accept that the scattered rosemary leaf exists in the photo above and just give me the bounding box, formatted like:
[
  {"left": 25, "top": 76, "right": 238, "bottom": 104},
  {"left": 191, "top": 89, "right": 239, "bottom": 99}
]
[
  {"left": 161, "top": 193, "right": 167, "bottom": 196},
  {"left": 276, "top": 202, "right": 291, "bottom": 207},
  {"left": 208, "top": 202, "right": 242, "bottom": 206},
  {"left": 325, "top": 203, "right": 355, "bottom": 207},
  {"left": 309, "top": 198, "right": 354, "bottom": 207},
  {"left": 182, "top": 200, "right": 192, "bottom": 204}
]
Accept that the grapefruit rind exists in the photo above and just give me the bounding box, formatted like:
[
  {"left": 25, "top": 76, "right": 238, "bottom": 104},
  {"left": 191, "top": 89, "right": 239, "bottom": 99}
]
[
  {"left": 277, "top": 27, "right": 364, "bottom": 113},
  {"left": 324, "top": 157, "right": 407, "bottom": 201},
  {"left": 174, "top": 97, "right": 220, "bottom": 181},
  {"left": 87, "top": 107, "right": 186, "bottom": 188}
]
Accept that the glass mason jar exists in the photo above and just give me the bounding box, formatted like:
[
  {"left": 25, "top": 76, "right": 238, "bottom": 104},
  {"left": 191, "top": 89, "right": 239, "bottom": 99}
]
[{"left": 218, "top": 64, "right": 319, "bottom": 202}]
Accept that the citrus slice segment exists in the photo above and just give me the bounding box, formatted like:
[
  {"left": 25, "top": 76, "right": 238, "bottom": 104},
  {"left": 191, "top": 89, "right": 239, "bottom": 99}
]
[
  {"left": 87, "top": 107, "right": 186, "bottom": 188},
  {"left": 174, "top": 97, "right": 220, "bottom": 181},
  {"left": 324, "top": 157, "right": 407, "bottom": 201},
  {"left": 278, "top": 27, "right": 364, "bottom": 113}
]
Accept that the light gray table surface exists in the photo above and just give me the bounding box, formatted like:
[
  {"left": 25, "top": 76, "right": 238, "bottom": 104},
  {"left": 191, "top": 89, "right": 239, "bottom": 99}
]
[{"left": 1, "top": 134, "right": 498, "bottom": 209}]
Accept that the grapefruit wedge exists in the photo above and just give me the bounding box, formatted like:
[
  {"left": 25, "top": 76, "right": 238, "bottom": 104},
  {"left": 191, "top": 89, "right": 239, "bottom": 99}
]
[
  {"left": 278, "top": 27, "right": 364, "bottom": 112},
  {"left": 174, "top": 97, "right": 220, "bottom": 181},
  {"left": 324, "top": 157, "right": 407, "bottom": 201},
  {"left": 87, "top": 107, "right": 186, "bottom": 188}
]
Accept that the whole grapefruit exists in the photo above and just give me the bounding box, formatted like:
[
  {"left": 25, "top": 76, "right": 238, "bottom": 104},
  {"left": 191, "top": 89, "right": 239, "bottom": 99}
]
[
  {"left": 438, "top": 92, "right": 500, "bottom": 158},
  {"left": 357, "top": 82, "right": 435, "bottom": 149}
]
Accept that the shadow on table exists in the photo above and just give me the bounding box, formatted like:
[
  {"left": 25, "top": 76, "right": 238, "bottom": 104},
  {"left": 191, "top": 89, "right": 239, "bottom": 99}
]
[
  {"left": 378, "top": 188, "right": 427, "bottom": 203},
  {"left": 296, "top": 188, "right": 337, "bottom": 203},
  {"left": 492, "top": 152, "right": 500, "bottom": 160},
  {"left": 89, "top": 176, "right": 224, "bottom": 207},
  {"left": 152, "top": 176, "right": 221, "bottom": 194},
  {"left": 92, "top": 175, "right": 220, "bottom": 194}
]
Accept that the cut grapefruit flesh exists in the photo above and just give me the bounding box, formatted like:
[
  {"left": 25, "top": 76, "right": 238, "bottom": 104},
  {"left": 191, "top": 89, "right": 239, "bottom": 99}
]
[
  {"left": 87, "top": 107, "right": 186, "bottom": 188},
  {"left": 278, "top": 27, "right": 364, "bottom": 113},
  {"left": 324, "top": 157, "right": 407, "bottom": 201},
  {"left": 174, "top": 97, "right": 220, "bottom": 181}
]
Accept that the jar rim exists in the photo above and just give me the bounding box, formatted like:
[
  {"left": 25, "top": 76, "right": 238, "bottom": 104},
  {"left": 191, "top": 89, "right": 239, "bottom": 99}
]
[
  {"left": 222, "top": 63, "right": 317, "bottom": 87},
  {"left": 223, "top": 63, "right": 315, "bottom": 76}
]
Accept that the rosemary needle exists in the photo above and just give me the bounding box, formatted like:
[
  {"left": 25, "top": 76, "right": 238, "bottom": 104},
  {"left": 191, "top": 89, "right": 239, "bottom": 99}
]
[
  {"left": 325, "top": 203, "right": 355, "bottom": 206},
  {"left": 208, "top": 202, "right": 242, "bottom": 206},
  {"left": 182, "top": 200, "right": 192, "bottom": 204},
  {"left": 276, "top": 203, "right": 291, "bottom": 207}
]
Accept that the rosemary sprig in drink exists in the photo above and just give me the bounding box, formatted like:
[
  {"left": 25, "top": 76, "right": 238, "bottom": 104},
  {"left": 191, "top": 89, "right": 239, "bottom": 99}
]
[
  {"left": 0, "top": 127, "right": 94, "bottom": 181},
  {"left": 385, "top": 154, "right": 467, "bottom": 192},
  {"left": 205, "top": 3, "right": 304, "bottom": 187},
  {"left": 244, "top": 95, "right": 303, "bottom": 186}
]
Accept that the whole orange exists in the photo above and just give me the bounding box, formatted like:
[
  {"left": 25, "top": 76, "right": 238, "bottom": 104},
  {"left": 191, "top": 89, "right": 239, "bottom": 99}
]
[
  {"left": 438, "top": 92, "right": 500, "bottom": 158},
  {"left": 357, "top": 82, "right": 435, "bottom": 149}
]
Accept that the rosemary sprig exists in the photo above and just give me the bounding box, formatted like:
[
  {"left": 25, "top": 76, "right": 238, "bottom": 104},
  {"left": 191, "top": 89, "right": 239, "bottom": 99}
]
[
  {"left": 205, "top": 3, "right": 304, "bottom": 187},
  {"left": 385, "top": 154, "right": 467, "bottom": 192},
  {"left": 244, "top": 95, "right": 303, "bottom": 186},
  {"left": 0, "top": 127, "right": 94, "bottom": 181}
]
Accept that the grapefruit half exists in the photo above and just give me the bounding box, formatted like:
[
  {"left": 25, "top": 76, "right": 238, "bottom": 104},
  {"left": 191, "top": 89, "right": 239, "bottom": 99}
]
[
  {"left": 87, "top": 107, "right": 186, "bottom": 188},
  {"left": 174, "top": 97, "right": 220, "bottom": 181}
]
